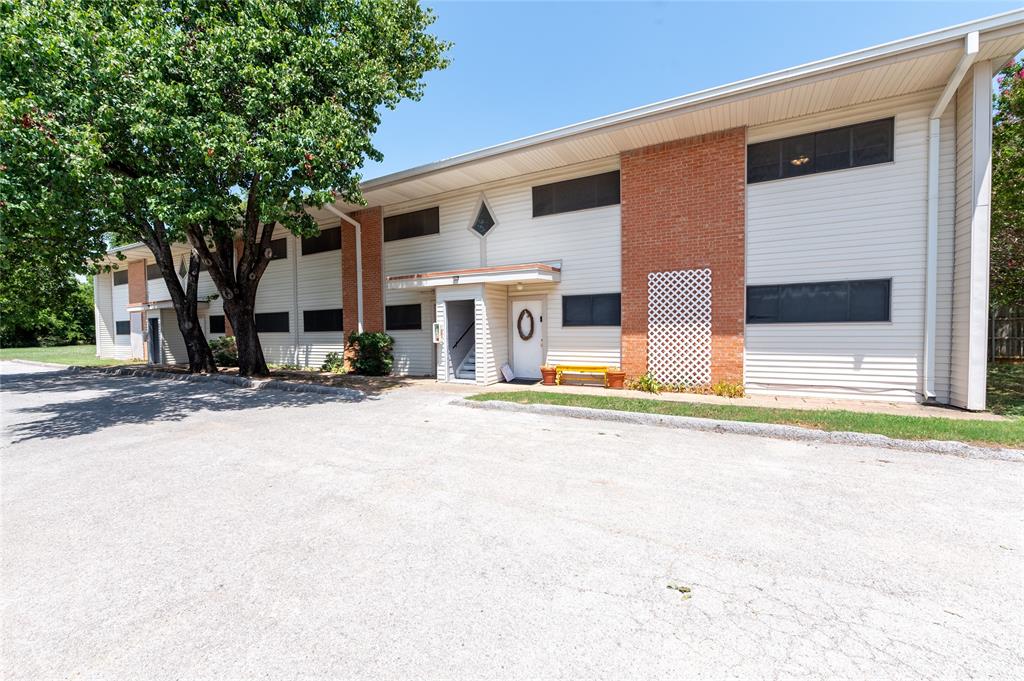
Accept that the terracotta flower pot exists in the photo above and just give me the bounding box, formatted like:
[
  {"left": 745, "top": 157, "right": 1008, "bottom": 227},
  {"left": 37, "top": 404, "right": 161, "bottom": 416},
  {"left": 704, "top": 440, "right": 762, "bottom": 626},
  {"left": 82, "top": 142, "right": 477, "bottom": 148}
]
[
  {"left": 540, "top": 366, "right": 557, "bottom": 386},
  {"left": 606, "top": 369, "right": 626, "bottom": 390}
]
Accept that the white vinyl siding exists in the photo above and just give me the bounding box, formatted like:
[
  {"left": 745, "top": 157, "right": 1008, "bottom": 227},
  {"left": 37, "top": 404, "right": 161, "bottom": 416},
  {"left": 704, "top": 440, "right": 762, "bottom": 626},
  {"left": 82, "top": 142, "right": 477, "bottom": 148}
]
[
  {"left": 146, "top": 265, "right": 169, "bottom": 303},
  {"left": 295, "top": 232, "right": 344, "bottom": 369},
  {"left": 383, "top": 158, "right": 622, "bottom": 376},
  {"left": 387, "top": 290, "right": 435, "bottom": 376},
  {"left": 94, "top": 273, "right": 127, "bottom": 360},
  {"left": 159, "top": 308, "right": 188, "bottom": 364},
  {"left": 745, "top": 91, "right": 954, "bottom": 402},
  {"left": 112, "top": 275, "right": 131, "bottom": 354},
  {"left": 253, "top": 227, "right": 296, "bottom": 365},
  {"left": 476, "top": 286, "right": 509, "bottom": 385}
]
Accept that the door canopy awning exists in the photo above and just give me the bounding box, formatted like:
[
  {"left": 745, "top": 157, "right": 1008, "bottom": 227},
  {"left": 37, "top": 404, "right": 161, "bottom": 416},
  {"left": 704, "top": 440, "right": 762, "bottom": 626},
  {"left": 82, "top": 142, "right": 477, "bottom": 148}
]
[
  {"left": 126, "top": 299, "right": 211, "bottom": 313},
  {"left": 386, "top": 262, "right": 561, "bottom": 289}
]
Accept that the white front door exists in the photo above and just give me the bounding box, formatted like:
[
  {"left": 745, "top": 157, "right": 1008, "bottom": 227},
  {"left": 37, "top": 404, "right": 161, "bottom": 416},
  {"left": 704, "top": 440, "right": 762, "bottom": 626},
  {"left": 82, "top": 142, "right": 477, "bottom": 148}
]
[{"left": 511, "top": 299, "right": 543, "bottom": 379}]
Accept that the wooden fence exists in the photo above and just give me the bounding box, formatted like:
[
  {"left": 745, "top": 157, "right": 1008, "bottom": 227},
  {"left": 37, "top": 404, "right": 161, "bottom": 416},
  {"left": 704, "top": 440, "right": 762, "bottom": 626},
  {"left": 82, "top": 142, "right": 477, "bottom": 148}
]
[{"left": 990, "top": 306, "right": 1024, "bottom": 360}]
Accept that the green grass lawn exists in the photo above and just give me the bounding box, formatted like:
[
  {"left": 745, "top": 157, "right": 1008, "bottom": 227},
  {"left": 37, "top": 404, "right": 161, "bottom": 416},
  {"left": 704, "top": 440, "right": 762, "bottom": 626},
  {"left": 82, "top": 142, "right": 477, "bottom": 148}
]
[
  {"left": 469, "top": 389, "right": 1024, "bottom": 448},
  {"left": 0, "top": 344, "right": 133, "bottom": 367}
]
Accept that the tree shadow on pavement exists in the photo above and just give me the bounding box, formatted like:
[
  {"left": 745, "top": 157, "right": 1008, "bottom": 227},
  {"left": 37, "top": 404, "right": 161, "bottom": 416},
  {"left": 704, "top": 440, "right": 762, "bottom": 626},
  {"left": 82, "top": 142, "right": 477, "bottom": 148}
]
[{"left": 1, "top": 369, "right": 364, "bottom": 444}]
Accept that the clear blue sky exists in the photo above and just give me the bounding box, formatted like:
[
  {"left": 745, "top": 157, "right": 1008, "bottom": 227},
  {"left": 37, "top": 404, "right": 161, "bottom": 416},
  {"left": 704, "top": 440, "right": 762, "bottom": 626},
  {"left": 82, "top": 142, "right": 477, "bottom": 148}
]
[{"left": 363, "top": 1, "right": 1020, "bottom": 179}]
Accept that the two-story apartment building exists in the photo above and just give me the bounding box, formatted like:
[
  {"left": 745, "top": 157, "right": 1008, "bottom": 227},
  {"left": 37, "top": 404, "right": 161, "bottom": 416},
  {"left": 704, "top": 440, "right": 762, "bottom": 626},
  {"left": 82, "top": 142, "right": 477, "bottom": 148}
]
[{"left": 95, "top": 11, "right": 1024, "bottom": 409}]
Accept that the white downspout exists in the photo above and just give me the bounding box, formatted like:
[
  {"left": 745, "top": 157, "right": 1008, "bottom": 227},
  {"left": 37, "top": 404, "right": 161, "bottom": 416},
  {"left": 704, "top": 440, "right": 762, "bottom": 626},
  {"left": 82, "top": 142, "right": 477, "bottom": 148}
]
[
  {"left": 923, "top": 30, "right": 978, "bottom": 400},
  {"left": 324, "top": 204, "right": 364, "bottom": 333}
]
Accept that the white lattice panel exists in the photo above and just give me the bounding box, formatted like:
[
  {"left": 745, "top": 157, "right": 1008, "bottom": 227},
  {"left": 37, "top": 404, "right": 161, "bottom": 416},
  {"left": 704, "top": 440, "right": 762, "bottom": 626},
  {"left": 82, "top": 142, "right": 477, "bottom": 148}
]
[{"left": 647, "top": 268, "right": 712, "bottom": 386}]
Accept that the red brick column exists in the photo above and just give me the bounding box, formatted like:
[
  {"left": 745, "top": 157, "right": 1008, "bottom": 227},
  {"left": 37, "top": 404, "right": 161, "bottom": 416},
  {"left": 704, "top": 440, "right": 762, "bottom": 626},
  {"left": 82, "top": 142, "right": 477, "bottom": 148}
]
[
  {"left": 127, "top": 260, "right": 147, "bottom": 305},
  {"left": 342, "top": 206, "right": 384, "bottom": 333},
  {"left": 619, "top": 128, "right": 746, "bottom": 384}
]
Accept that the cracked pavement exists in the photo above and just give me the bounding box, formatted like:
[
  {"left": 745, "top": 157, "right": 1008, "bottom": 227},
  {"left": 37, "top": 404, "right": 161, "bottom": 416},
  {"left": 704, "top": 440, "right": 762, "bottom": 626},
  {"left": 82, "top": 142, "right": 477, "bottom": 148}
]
[{"left": 2, "top": 362, "right": 1022, "bottom": 679}]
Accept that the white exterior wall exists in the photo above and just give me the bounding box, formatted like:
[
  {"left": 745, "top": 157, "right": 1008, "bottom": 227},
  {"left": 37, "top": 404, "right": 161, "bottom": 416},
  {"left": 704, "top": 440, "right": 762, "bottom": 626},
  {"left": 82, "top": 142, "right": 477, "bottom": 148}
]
[
  {"left": 295, "top": 231, "right": 344, "bottom": 369},
  {"left": 745, "top": 91, "right": 956, "bottom": 402},
  {"left": 253, "top": 227, "right": 298, "bottom": 365},
  {"left": 94, "top": 273, "right": 122, "bottom": 359},
  {"left": 388, "top": 290, "right": 436, "bottom": 376},
  {"left": 434, "top": 284, "right": 483, "bottom": 381},
  {"left": 111, "top": 275, "right": 132, "bottom": 356},
  {"left": 949, "top": 63, "right": 994, "bottom": 410},
  {"left": 476, "top": 285, "right": 509, "bottom": 385},
  {"left": 159, "top": 308, "right": 188, "bottom": 364},
  {"left": 383, "top": 158, "right": 622, "bottom": 377},
  {"left": 146, "top": 267, "right": 169, "bottom": 303}
]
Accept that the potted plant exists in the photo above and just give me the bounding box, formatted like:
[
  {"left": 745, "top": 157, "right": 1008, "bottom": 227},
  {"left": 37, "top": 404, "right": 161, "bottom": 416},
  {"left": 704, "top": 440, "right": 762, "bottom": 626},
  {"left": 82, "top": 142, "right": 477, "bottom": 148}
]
[
  {"left": 606, "top": 367, "right": 626, "bottom": 390},
  {"left": 540, "top": 365, "right": 557, "bottom": 386}
]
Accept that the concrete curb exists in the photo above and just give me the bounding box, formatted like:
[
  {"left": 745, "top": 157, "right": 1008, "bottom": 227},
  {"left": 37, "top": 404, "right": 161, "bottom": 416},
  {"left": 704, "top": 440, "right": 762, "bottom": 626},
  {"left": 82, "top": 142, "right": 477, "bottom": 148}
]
[
  {"left": 7, "top": 359, "right": 72, "bottom": 369},
  {"left": 68, "top": 365, "right": 365, "bottom": 400},
  {"left": 457, "top": 398, "right": 1023, "bottom": 462}
]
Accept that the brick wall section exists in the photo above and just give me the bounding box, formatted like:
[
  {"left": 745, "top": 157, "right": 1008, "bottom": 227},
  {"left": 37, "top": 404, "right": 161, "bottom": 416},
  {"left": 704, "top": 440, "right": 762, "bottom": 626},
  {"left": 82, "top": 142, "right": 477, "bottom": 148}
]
[
  {"left": 342, "top": 206, "right": 384, "bottom": 333},
  {"left": 619, "top": 127, "right": 746, "bottom": 384},
  {"left": 127, "top": 260, "right": 147, "bottom": 304}
]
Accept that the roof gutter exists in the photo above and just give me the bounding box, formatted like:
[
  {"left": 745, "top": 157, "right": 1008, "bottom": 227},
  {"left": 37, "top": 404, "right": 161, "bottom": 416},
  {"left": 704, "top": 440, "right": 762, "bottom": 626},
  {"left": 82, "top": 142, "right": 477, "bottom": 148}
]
[
  {"left": 323, "top": 204, "right": 364, "bottom": 333},
  {"left": 923, "top": 31, "right": 979, "bottom": 401}
]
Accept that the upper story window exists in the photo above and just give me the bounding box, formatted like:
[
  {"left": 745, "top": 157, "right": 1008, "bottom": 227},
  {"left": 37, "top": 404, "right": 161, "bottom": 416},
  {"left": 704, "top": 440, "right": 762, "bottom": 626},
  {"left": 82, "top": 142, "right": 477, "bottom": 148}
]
[
  {"left": 384, "top": 207, "right": 440, "bottom": 242},
  {"left": 268, "top": 237, "right": 288, "bottom": 260},
  {"left": 532, "top": 170, "right": 620, "bottom": 217},
  {"left": 385, "top": 304, "right": 422, "bottom": 331},
  {"left": 146, "top": 263, "right": 161, "bottom": 280},
  {"left": 562, "top": 293, "right": 621, "bottom": 326},
  {"left": 113, "top": 270, "right": 129, "bottom": 286},
  {"left": 301, "top": 227, "right": 341, "bottom": 255},
  {"left": 747, "top": 118, "right": 894, "bottom": 184}
]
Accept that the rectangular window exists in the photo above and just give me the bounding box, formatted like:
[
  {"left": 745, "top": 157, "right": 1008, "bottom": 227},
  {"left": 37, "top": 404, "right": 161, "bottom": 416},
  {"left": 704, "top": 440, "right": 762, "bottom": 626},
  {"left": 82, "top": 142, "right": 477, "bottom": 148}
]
[
  {"left": 208, "top": 315, "right": 225, "bottom": 334},
  {"left": 746, "top": 279, "right": 891, "bottom": 324},
  {"left": 385, "top": 304, "right": 421, "bottom": 331},
  {"left": 113, "top": 270, "right": 129, "bottom": 286},
  {"left": 562, "top": 293, "right": 621, "bottom": 326},
  {"left": 255, "top": 311, "right": 289, "bottom": 333},
  {"left": 532, "top": 170, "right": 620, "bottom": 217},
  {"left": 384, "top": 207, "right": 440, "bottom": 242},
  {"left": 146, "top": 263, "right": 161, "bottom": 280},
  {"left": 747, "top": 118, "right": 894, "bottom": 183},
  {"left": 303, "top": 308, "right": 343, "bottom": 333},
  {"left": 269, "top": 237, "right": 288, "bottom": 260},
  {"left": 115, "top": 320, "right": 131, "bottom": 335},
  {"left": 301, "top": 227, "right": 341, "bottom": 256}
]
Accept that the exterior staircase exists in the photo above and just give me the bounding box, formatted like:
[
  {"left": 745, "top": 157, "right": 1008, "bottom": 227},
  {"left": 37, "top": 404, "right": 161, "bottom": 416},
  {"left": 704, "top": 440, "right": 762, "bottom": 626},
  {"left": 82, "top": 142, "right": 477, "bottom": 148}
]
[{"left": 455, "top": 346, "right": 476, "bottom": 380}]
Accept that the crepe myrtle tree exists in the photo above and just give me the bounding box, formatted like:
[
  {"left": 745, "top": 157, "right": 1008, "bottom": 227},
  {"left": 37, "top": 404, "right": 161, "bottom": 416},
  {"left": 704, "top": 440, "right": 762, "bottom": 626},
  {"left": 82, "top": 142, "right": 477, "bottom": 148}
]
[
  {"left": 2, "top": 0, "right": 449, "bottom": 377},
  {"left": 171, "top": 0, "right": 449, "bottom": 376}
]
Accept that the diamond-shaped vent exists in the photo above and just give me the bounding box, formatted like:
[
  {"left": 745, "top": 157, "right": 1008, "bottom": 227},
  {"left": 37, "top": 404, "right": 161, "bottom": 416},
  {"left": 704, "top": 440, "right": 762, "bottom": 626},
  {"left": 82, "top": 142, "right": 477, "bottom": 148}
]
[{"left": 471, "top": 203, "right": 495, "bottom": 236}]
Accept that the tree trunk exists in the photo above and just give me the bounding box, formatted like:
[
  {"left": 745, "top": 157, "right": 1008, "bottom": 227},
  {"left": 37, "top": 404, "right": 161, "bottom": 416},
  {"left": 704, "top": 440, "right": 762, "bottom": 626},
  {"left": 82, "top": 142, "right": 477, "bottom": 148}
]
[
  {"left": 224, "top": 299, "right": 268, "bottom": 377},
  {"left": 176, "top": 303, "right": 218, "bottom": 373}
]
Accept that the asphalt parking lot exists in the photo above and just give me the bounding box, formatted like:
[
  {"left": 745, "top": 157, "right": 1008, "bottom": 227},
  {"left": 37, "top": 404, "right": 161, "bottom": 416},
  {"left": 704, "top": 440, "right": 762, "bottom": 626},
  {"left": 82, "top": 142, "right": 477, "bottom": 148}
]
[{"left": 2, "top": 362, "right": 1022, "bottom": 680}]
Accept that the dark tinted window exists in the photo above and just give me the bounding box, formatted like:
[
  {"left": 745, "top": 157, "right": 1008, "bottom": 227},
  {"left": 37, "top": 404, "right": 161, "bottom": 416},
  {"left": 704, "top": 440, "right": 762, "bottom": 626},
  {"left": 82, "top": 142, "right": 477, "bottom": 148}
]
[
  {"left": 268, "top": 238, "right": 288, "bottom": 260},
  {"left": 115, "top": 320, "right": 130, "bottom": 335},
  {"left": 471, "top": 203, "right": 495, "bottom": 236},
  {"left": 255, "top": 312, "right": 289, "bottom": 333},
  {"left": 385, "top": 304, "right": 421, "bottom": 330},
  {"left": 146, "top": 263, "right": 161, "bottom": 280},
  {"left": 532, "top": 171, "right": 620, "bottom": 217},
  {"left": 113, "top": 270, "right": 129, "bottom": 286},
  {"left": 747, "top": 118, "right": 894, "bottom": 183},
  {"left": 209, "top": 315, "right": 225, "bottom": 334},
  {"left": 301, "top": 227, "right": 341, "bottom": 255},
  {"left": 384, "top": 207, "right": 440, "bottom": 242},
  {"left": 746, "top": 279, "right": 890, "bottom": 324},
  {"left": 303, "top": 308, "right": 343, "bottom": 332},
  {"left": 562, "top": 293, "right": 621, "bottom": 326}
]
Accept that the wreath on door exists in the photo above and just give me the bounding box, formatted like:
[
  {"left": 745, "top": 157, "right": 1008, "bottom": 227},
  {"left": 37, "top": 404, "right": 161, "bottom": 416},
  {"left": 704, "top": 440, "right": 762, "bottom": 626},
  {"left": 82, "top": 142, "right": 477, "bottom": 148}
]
[{"left": 517, "top": 308, "right": 535, "bottom": 341}]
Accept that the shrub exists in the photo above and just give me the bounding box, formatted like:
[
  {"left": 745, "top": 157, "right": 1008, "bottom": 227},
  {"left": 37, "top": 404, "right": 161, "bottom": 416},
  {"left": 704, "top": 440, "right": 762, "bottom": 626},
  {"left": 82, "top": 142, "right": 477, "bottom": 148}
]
[
  {"left": 346, "top": 331, "right": 394, "bottom": 376},
  {"left": 626, "top": 372, "right": 662, "bottom": 394},
  {"left": 711, "top": 381, "right": 745, "bottom": 398},
  {"left": 321, "top": 351, "right": 348, "bottom": 374},
  {"left": 209, "top": 336, "right": 238, "bottom": 367}
]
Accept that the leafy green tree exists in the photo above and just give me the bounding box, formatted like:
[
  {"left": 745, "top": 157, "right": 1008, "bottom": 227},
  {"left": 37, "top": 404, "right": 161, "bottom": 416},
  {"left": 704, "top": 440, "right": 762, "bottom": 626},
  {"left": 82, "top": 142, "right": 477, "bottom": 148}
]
[
  {"left": 992, "top": 58, "right": 1024, "bottom": 309},
  {"left": 2, "top": 0, "right": 449, "bottom": 375},
  {"left": 0, "top": 276, "right": 95, "bottom": 348}
]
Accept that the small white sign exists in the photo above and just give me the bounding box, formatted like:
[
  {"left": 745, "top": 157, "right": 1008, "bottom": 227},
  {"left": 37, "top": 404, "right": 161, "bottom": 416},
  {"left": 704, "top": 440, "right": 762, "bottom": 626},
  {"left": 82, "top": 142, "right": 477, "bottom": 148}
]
[
  {"left": 432, "top": 322, "right": 443, "bottom": 344},
  {"left": 500, "top": 363, "right": 514, "bottom": 382}
]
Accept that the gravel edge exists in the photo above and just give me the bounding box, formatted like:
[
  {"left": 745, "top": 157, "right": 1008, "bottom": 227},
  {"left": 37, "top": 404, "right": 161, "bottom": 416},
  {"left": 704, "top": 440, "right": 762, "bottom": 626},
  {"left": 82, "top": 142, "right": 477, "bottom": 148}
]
[
  {"left": 67, "top": 365, "right": 365, "bottom": 399},
  {"left": 457, "top": 397, "right": 1023, "bottom": 462}
]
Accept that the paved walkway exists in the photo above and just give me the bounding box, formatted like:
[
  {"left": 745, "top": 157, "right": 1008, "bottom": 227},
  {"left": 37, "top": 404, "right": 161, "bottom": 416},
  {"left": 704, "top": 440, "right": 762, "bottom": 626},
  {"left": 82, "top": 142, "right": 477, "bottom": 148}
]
[{"left": 2, "top": 362, "right": 1021, "bottom": 679}]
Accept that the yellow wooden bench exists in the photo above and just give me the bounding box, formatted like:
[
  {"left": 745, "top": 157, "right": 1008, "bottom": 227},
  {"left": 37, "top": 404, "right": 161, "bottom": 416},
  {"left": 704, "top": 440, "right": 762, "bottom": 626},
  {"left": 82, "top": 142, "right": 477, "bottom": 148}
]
[{"left": 555, "top": 364, "right": 612, "bottom": 387}]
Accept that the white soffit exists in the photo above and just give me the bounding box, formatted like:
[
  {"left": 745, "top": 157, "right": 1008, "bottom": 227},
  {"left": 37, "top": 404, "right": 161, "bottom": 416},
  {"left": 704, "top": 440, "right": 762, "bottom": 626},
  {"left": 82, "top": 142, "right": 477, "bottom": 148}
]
[{"left": 350, "top": 11, "right": 1023, "bottom": 208}]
